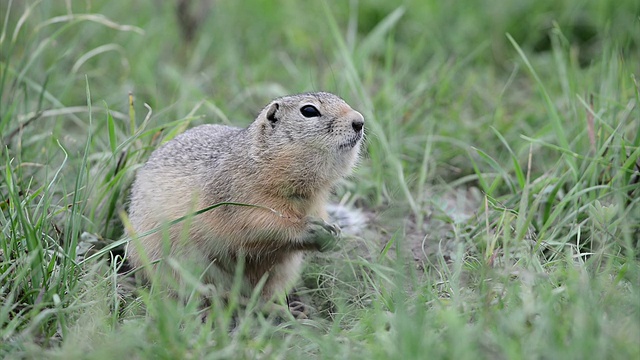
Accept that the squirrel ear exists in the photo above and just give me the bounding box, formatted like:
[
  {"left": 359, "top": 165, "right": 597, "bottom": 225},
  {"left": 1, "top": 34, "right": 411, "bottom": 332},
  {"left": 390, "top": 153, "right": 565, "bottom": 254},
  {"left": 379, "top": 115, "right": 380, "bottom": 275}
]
[{"left": 266, "top": 102, "right": 279, "bottom": 128}]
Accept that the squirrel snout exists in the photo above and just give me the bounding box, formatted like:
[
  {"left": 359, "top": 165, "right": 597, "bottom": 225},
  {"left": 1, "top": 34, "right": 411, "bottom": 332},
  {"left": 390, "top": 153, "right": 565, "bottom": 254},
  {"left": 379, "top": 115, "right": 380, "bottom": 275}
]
[{"left": 351, "top": 112, "right": 365, "bottom": 133}]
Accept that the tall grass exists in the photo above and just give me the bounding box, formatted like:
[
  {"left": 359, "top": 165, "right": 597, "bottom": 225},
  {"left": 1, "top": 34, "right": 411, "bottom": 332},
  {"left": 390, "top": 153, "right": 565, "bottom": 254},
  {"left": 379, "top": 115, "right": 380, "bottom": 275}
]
[{"left": 1, "top": 0, "right": 638, "bottom": 358}]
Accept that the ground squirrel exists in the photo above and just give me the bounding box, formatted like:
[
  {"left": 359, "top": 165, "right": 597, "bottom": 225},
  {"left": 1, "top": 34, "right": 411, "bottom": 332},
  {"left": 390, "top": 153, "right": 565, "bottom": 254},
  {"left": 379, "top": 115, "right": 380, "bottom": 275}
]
[{"left": 126, "top": 92, "right": 364, "bottom": 317}]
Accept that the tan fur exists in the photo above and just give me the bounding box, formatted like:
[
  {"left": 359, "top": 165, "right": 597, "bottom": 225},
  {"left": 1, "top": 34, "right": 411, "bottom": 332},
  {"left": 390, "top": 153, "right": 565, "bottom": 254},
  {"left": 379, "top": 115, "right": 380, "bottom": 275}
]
[{"left": 126, "top": 92, "right": 364, "bottom": 301}]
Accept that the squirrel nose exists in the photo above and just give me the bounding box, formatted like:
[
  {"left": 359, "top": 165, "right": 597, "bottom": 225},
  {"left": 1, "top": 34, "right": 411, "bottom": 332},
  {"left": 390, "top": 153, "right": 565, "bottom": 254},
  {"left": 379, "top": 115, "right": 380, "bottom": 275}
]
[{"left": 351, "top": 112, "right": 364, "bottom": 133}]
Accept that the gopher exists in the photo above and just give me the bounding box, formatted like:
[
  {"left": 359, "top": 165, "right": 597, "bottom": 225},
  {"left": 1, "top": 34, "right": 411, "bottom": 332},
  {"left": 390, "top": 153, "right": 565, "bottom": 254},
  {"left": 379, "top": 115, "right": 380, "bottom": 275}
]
[{"left": 126, "top": 92, "right": 364, "bottom": 317}]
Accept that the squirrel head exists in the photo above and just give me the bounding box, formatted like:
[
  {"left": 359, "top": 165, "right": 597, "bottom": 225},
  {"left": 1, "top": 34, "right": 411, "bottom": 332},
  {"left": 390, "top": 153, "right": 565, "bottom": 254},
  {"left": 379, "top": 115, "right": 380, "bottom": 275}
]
[{"left": 249, "top": 92, "right": 365, "bottom": 190}]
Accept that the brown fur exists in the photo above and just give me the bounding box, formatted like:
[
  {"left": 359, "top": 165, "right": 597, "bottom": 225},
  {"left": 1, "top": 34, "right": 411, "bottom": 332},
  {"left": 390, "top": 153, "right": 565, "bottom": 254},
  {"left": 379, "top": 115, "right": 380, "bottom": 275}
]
[{"left": 126, "top": 92, "right": 364, "bottom": 301}]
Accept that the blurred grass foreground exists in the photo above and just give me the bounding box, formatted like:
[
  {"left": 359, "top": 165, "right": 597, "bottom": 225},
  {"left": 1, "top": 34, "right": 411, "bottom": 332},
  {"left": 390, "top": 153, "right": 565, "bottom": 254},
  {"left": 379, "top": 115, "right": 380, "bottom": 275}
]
[{"left": 1, "top": 0, "right": 639, "bottom": 358}]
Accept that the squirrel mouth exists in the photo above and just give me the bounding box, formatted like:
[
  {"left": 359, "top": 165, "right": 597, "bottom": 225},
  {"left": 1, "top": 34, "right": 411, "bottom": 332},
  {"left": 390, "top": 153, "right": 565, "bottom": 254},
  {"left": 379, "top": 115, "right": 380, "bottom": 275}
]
[{"left": 339, "top": 133, "right": 363, "bottom": 150}]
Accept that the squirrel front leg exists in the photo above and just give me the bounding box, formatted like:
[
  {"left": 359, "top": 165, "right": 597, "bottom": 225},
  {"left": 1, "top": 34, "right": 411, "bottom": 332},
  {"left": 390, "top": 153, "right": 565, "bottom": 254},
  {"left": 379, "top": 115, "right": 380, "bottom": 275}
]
[{"left": 220, "top": 209, "right": 341, "bottom": 253}]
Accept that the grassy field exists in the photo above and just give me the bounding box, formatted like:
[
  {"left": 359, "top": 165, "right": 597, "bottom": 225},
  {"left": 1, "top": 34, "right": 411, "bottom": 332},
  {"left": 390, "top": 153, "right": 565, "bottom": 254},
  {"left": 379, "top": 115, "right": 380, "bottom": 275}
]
[{"left": 1, "top": 0, "right": 639, "bottom": 358}]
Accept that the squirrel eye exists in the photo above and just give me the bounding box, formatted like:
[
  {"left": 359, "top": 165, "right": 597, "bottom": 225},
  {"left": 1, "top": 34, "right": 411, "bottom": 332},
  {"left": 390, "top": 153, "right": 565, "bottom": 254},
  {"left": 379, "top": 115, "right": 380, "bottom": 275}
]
[{"left": 300, "top": 105, "right": 321, "bottom": 118}]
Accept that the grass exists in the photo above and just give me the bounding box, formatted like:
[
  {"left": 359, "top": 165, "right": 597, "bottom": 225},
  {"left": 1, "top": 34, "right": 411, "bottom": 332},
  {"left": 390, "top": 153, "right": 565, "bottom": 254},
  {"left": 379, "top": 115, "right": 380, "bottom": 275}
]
[{"left": 1, "top": 0, "right": 639, "bottom": 358}]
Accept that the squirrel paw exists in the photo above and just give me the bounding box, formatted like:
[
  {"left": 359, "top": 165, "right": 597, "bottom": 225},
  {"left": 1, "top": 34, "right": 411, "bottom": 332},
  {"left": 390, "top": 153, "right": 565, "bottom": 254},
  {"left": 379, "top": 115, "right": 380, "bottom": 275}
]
[
  {"left": 306, "top": 217, "right": 342, "bottom": 252},
  {"left": 288, "top": 300, "right": 311, "bottom": 319}
]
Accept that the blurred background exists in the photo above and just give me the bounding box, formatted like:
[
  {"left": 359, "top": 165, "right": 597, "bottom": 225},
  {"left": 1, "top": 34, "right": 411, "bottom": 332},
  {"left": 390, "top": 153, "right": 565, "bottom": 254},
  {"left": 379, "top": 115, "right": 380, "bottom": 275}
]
[
  {"left": 3, "top": 0, "right": 638, "bottom": 187},
  {"left": 4, "top": 2, "right": 638, "bottom": 152}
]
